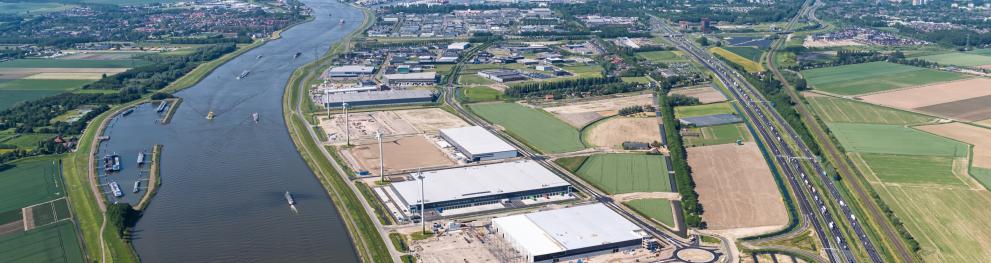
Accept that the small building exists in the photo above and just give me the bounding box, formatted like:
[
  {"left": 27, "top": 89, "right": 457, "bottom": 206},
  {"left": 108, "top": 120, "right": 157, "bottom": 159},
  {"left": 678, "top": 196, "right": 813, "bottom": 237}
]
[
  {"left": 491, "top": 203, "right": 648, "bottom": 263},
  {"left": 678, "top": 113, "right": 743, "bottom": 127},
  {"left": 519, "top": 58, "right": 539, "bottom": 65},
  {"left": 478, "top": 69, "right": 528, "bottom": 83},
  {"left": 382, "top": 72, "right": 437, "bottom": 86},
  {"left": 326, "top": 65, "right": 376, "bottom": 78},
  {"left": 447, "top": 42, "right": 470, "bottom": 50},
  {"left": 321, "top": 90, "right": 435, "bottom": 108},
  {"left": 387, "top": 160, "right": 572, "bottom": 215},
  {"left": 440, "top": 126, "right": 517, "bottom": 162}
]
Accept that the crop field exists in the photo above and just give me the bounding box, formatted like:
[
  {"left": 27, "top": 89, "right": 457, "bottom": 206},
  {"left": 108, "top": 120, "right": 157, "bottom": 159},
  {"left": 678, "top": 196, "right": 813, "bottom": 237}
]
[
  {"left": 917, "top": 123, "right": 991, "bottom": 168},
  {"left": 918, "top": 52, "right": 991, "bottom": 67},
  {"left": 688, "top": 143, "right": 787, "bottom": 230},
  {"left": 805, "top": 95, "right": 932, "bottom": 125},
  {"left": 0, "top": 90, "right": 64, "bottom": 110},
  {"left": 722, "top": 46, "right": 763, "bottom": 62},
  {"left": 801, "top": 62, "right": 967, "bottom": 95},
  {"left": 974, "top": 168, "right": 991, "bottom": 190},
  {"left": 669, "top": 86, "right": 726, "bottom": 104},
  {"left": 621, "top": 76, "right": 651, "bottom": 84},
  {"left": 711, "top": 47, "right": 764, "bottom": 72},
  {"left": 0, "top": 79, "right": 91, "bottom": 91},
  {"left": 573, "top": 154, "right": 671, "bottom": 194},
  {"left": 460, "top": 87, "right": 501, "bottom": 102},
  {"left": 0, "top": 222, "right": 85, "bottom": 263},
  {"left": 637, "top": 51, "right": 687, "bottom": 63},
  {"left": 858, "top": 153, "right": 964, "bottom": 186},
  {"left": 0, "top": 59, "right": 149, "bottom": 68},
  {"left": 674, "top": 102, "right": 735, "bottom": 118},
  {"left": 682, "top": 123, "right": 750, "bottom": 147},
  {"left": 584, "top": 117, "right": 659, "bottom": 150},
  {"left": 0, "top": 2, "right": 75, "bottom": 13},
  {"left": 469, "top": 102, "right": 585, "bottom": 153},
  {"left": 1, "top": 134, "right": 56, "bottom": 150},
  {"left": 625, "top": 198, "right": 676, "bottom": 227},
  {"left": 559, "top": 65, "right": 603, "bottom": 78},
  {"left": 544, "top": 93, "right": 653, "bottom": 127},
  {"left": 0, "top": 156, "right": 63, "bottom": 212},
  {"left": 827, "top": 123, "right": 968, "bottom": 157}
]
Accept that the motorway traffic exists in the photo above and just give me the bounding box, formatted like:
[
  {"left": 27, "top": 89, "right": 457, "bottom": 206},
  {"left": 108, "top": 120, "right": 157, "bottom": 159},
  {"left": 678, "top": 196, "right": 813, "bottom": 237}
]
[{"left": 651, "top": 1, "right": 884, "bottom": 261}]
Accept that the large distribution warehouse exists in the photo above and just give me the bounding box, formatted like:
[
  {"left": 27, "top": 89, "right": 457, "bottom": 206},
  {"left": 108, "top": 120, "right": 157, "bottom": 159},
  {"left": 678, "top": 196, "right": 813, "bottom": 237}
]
[
  {"left": 439, "top": 126, "right": 518, "bottom": 162},
  {"left": 385, "top": 160, "right": 571, "bottom": 216},
  {"left": 491, "top": 203, "right": 648, "bottom": 263}
]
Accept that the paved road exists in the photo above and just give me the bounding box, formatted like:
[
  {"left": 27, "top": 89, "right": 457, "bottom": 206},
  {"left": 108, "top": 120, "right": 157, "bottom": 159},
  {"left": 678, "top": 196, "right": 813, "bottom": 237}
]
[{"left": 767, "top": 1, "right": 914, "bottom": 262}]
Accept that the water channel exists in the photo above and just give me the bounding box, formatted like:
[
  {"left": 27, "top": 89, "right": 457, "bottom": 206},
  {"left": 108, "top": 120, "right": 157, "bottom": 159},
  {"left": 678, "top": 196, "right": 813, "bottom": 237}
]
[{"left": 97, "top": 1, "right": 364, "bottom": 261}]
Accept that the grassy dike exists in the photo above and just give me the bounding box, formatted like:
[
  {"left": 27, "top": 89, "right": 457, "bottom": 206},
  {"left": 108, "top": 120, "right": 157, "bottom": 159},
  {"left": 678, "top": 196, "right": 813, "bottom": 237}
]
[
  {"left": 282, "top": 8, "right": 393, "bottom": 263},
  {"left": 61, "top": 20, "right": 309, "bottom": 263}
]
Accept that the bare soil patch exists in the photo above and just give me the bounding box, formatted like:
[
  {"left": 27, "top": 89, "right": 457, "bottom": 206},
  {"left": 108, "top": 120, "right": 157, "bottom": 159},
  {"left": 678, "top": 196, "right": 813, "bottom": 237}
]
[
  {"left": 917, "top": 123, "right": 991, "bottom": 169},
  {"left": 0, "top": 68, "right": 129, "bottom": 74},
  {"left": 688, "top": 143, "right": 787, "bottom": 230},
  {"left": 23, "top": 72, "right": 106, "bottom": 80},
  {"left": 544, "top": 94, "right": 654, "bottom": 127},
  {"left": 915, "top": 95, "right": 991, "bottom": 122},
  {"left": 670, "top": 86, "right": 727, "bottom": 104},
  {"left": 21, "top": 207, "right": 34, "bottom": 231},
  {"left": 393, "top": 108, "right": 468, "bottom": 134},
  {"left": 858, "top": 78, "right": 991, "bottom": 109},
  {"left": 0, "top": 220, "right": 22, "bottom": 237},
  {"left": 347, "top": 135, "right": 453, "bottom": 176},
  {"left": 585, "top": 117, "right": 660, "bottom": 149}
]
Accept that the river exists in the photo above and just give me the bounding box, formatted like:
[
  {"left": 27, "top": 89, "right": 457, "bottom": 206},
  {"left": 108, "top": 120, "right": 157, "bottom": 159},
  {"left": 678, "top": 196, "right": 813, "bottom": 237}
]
[{"left": 96, "top": 1, "right": 364, "bottom": 262}]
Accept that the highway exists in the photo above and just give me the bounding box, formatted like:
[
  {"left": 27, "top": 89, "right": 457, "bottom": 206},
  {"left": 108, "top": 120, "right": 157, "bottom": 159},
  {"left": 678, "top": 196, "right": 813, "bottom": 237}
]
[{"left": 649, "top": 0, "right": 882, "bottom": 262}]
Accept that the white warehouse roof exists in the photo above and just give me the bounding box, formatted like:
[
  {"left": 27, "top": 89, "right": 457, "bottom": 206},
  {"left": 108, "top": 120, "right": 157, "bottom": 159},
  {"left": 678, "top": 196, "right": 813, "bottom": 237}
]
[
  {"left": 440, "top": 126, "right": 516, "bottom": 155},
  {"left": 383, "top": 72, "right": 437, "bottom": 81},
  {"left": 390, "top": 160, "right": 569, "bottom": 207},
  {"left": 328, "top": 65, "right": 375, "bottom": 73},
  {"left": 492, "top": 203, "right": 645, "bottom": 256}
]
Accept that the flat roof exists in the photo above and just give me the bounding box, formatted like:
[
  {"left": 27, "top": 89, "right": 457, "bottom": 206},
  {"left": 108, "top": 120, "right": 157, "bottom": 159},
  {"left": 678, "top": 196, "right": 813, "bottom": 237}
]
[
  {"left": 321, "top": 90, "right": 434, "bottom": 104},
  {"left": 390, "top": 160, "right": 569, "bottom": 207},
  {"left": 440, "top": 126, "right": 516, "bottom": 155},
  {"left": 383, "top": 72, "right": 437, "bottom": 80},
  {"left": 493, "top": 203, "right": 644, "bottom": 255},
  {"left": 329, "top": 65, "right": 375, "bottom": 73}
]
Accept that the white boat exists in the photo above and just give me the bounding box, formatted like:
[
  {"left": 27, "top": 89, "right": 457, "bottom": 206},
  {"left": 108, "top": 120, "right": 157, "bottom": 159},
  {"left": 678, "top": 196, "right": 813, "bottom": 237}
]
[
  {"left": 133, "top": 181, "right": 141, "bottom": 193},
  {"left": 110, "top": 182, "right": 123, "bottom": 197}
]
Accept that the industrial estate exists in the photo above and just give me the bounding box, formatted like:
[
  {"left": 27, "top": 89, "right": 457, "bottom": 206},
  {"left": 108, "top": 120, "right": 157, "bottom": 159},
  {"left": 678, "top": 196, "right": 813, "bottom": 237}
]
[{"left": 3, "top": 0, "right": 991, "bottom": 262}]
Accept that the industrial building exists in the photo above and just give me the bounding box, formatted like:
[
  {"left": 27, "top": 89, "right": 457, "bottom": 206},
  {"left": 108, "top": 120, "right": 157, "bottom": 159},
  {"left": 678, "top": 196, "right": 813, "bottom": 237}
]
[
  {"left": 678, "top": 113, "right": 742, "bottom": 127},
  {"left": 383, "top": 72, "right": 437, "bottom": 86},
  {"left": 478, "top": 69, "right": 528, "bottom": 82},
  {"left": 439, "top": 126, "right": 517, "bottom": 162},
  {"left": 326, "top": 65, "right": 376, "bottom": 78},
  {"left": 386, "top": 160, "right": 572, "bottom": 215},
  {"left": 321, "top": 90, "right": 435, "bottom": 108},
  {"left": 491, "top": 203, "right": 650, "bottom": 263}
]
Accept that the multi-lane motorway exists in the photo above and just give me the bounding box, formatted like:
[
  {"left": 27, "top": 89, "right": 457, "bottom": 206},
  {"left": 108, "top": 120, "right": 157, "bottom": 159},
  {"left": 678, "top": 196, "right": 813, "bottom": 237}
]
[{"left": 652, "top": 0, "right": 883, "bottom": 262}]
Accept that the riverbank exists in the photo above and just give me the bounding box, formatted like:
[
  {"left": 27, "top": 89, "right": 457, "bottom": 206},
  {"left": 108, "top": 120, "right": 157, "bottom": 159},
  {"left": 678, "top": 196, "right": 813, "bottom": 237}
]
[
  {"left": 159, "top": 98, "right": 182, "bottom": 124},
  {"left": 282, "top": 7, "right": 398, "bottom": 263},
  {"left": 134, "top": 144, "right": 163, "bottom": 211},
  {"left": 63, "top": 18, "right": 315, "bottom": 263}
]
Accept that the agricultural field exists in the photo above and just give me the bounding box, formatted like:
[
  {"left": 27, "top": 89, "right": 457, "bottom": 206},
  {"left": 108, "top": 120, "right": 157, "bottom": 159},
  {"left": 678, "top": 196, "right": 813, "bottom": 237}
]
[
  {"left": 469, "top": 102, "right": 585, "bottom": 153},
  {"left": 858, "top": 153, "right": 964, "bottom": 186},
  {"left": 710, "top": 47, "right": 764, "bottom": 72},
  {"left": 918, "top": 52, "right": 991, "bottom": 67},
  {"left": 572, "top": 154, "right": 671, "bottom": 194},
  {"left": 637, "top": 51, "right": 687, "bottom": 63},
  {"left": 621, "top": 76, "right": 651, "bottom": 84},
  {"left": 460, "top": 87, "right": 501, "bottom": 102},
  {"left": 857, "top": 78, "right": 991, "bottom": 122},
  {"left": 916, "top": 123, "right": 991, "bottom": 168},
  {"left": 558, "top": 64, "right": 603, "bottom": 78},
  {"left": 674, "top": 102, "right": 735, "bottom": 118},
  {"left": 669, "top": 86, "right": 727, "bottom": 104},
  {"left": 973, "top": 168, "right": 991, "bottom": 190},
  {"left": 543, "top": 93, "right": 653, "bottom": 127},
  {"left": 804, "top": 94, "right": 933, "bottom": 125},
  {"left": 0, "top": 59, "right": 148, "bottom": 68},
  {"left": 0, "top": 58, "right": 146, "bottom": 109},
  {"left": 0, "top": 222, "right": 85, "bottom": 263},
  {"left": 826, "top": 123, "right": 968, "bottom": 157},
  {"left": 0, "top": 156, "right": 64, "bottom": 212},
  {"left": 0, "top": 156, "right": 83, "bottom": 263},
  {"left": 682, "top": 123, "right": 750, "bottom": 147},
  {"left": 801, "top": 62, "right": 968, "bottom": 95},
  {"left": 0, "top": 2, "right": 76, "bottom": 14},
  {"left": 625, "top": 198, "right": 676, "bottom": 227},
  {"left": 584, "top": 117, "right": 659, "bottom": 150},
  {"left": 687, "top": 143, "right": 787, "bottom": 231},
  {"left": 722, "top": 46, "right": 763, "bottom": 62}
]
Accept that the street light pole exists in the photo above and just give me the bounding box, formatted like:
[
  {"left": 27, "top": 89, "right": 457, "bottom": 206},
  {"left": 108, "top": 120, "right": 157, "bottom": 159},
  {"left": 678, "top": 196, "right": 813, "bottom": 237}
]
[
  {"left": 342, "top": 102, "right": 350, "bottom": 146},
  {"left": 377, "top": 130, "right": 384, "bottom": 182},
  {"left": 418, "top": 171, "right": 426, "bottom": 233}
]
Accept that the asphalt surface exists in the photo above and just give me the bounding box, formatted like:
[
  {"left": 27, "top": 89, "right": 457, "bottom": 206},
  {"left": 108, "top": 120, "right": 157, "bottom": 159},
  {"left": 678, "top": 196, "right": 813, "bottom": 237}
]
[{"left": 649, "top": 0, "right": 882, "bottom": 261}]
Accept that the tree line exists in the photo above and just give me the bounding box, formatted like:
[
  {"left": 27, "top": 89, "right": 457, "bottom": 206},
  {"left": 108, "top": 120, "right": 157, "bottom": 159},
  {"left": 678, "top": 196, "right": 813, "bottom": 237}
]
[
  {"left": 504, "top": 76, "right": 646, "bottom": 98},
  {"left": 658, "top": 91, "right": 705, "bottom": 228}
]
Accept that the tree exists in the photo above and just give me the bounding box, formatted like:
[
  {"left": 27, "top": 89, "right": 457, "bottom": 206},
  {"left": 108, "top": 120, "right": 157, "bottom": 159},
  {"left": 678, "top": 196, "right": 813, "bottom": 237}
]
[{"left": 696, "top": 36, "right": 709, "bottom": 46}]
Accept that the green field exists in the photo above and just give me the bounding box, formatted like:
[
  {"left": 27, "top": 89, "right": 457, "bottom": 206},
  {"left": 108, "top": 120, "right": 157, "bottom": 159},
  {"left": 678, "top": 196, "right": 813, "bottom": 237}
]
[
  {"left": 0, "top": 59, "right": 149, "bottom": 68},
  {"left": 621, "top": 76, "right": 652, "bottom": 84},
  {"left": 625, "top": 198, "right": 676, "bottom": 227},
  {"left": 469, "top": 102, "right": 584, "bottom": 153},
  {"left": 0, "top": 222, "right": 85, "bottom": 263},
  {"left": 461, "top": 87, "right": 501, "bottom": 102},
  {"left": 0, "top": 156, "right": 63, "bottom": 212},
  {"left": 559, "top": 64, "right": 603, "bottom": 78},
  {"left": 573, "top": 154, "right": 671, "bottom": 194},
  {"left": 0, "top": 90, "right": 65, "bottom": 110},
  {"left": 973, "top": 167, "right": 991, "bottom": 190},
  {"left": 0, "top": 79, "right": 91, "bottom": 91},
  {"left": 918, "top": 52, "right": 991, "bottom": 67},
  {"left": 806, "top": 96, "right": 933, "bottom": 125},
  {"left": 457, "top": 74, "right": 495, "bottom": 85},
  {"left": 0, "top": 2, "right": 76, "bottom": 13},
  {"left": 971, "top": 48, "right": 991, "bottom": 56},
  {"left": 722, "top": 46, "right": 763, "bottom": 62},
  {"left": 1, "top": 134, "right": 56, "bottom": 150},
  {"left": 683, "top": 123, "right": 750, "bottom": 147},
  {"left": 827, "top": 123, "right": 968, "bottom": 157},
  {"left": 674, "top": 102, "right": 735, "bottom": 118},
  {"left": 801, "top": 62, "right": 967, "bottom": 95},
  {"left": 858, "top": 153, "right": 963, "bottom": 186},
  {"left": 637, "top": 51, "right": 686, "bottom": 63},
  {"left": 711, "top": 47, "right": 764, "bottom": 72}
]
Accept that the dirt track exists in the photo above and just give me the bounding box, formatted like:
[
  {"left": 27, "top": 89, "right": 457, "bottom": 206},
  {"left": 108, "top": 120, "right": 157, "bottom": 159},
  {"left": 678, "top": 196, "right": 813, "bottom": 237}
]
[
  {"left": 586, "top": 117, "right": 660, "bottom": 149},
  {"left": 688, "top": 143, "right": 788, "bottom": 230},
  {"left": 917, "top": 122, "right": 991, "bottom": 169}
]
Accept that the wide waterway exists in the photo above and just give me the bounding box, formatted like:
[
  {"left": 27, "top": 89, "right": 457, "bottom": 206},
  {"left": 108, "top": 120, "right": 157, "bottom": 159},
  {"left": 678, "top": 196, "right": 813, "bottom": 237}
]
[{"left": 97, "top": 1, "right": 364, "bottom": 262}]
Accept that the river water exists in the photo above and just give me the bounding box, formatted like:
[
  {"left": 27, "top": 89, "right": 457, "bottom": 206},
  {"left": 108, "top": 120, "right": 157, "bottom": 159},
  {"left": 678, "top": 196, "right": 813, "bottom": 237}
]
[{"left": 97, "top": 1, "right": 364, "bottom": 262}]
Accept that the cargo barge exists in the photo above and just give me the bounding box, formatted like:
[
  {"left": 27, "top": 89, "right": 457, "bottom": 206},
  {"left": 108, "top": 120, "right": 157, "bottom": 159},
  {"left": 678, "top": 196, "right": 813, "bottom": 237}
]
[
  {"left": 285, "top": 191, "right": 295, "bottom": 205},
  {"left": 156, "top": 102, "right": 168, "bottom": 112},
  {"left": 110, "top": 182, "right": 123, "bottom": 197}
]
